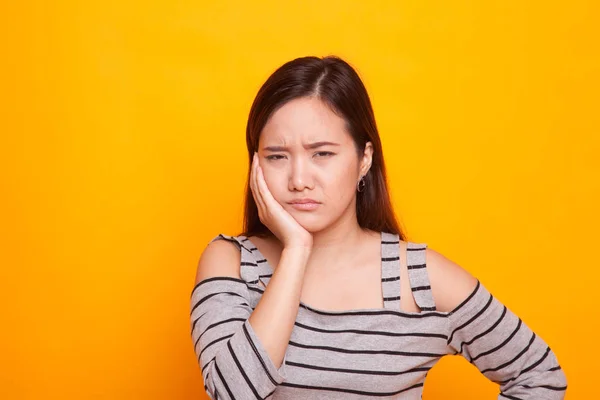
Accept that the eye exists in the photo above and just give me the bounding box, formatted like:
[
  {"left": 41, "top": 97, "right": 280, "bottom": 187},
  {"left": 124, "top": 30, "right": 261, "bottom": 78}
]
[
  {"left": 315, "top": 151, "right": 335, "bottom": 158},
  {"left": 265, "top": 152, "right": 334, "bottom": 161}
]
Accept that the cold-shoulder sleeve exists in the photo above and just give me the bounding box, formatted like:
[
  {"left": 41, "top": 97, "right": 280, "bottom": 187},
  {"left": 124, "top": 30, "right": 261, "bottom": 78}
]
[
  {"left": 446, "top": 280, "right": 567, "bottom": 399},
  {"left": 190, "top": 276, "right": 287, "bottom": 399}
]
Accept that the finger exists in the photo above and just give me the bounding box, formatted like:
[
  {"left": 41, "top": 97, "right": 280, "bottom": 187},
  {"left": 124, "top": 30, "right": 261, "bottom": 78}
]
[
  {"left": 256, "top": 162, "right": 281, "bottom": 211},
  {"left": 251, "top": 153, "right": 266, "bottom": 212},
  {"left": 249, "top": 153, "right": 259, "bottom": 205}
]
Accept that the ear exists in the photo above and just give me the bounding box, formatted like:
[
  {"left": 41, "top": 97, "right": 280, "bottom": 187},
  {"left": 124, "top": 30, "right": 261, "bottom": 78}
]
[{"left": 359, "top": 141, "right": 374, "bottom": 177}]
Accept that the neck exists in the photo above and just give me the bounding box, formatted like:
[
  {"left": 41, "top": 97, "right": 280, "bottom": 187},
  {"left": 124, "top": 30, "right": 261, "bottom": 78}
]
[
  {"left": 311, "top": 217, "right": 366, "bottom": 250},
  {"left": 302, "top": 211, "right": 377, "bottom": 272},
  {"left": 266, "top": 205, "right": 378, "bottom": 270}
]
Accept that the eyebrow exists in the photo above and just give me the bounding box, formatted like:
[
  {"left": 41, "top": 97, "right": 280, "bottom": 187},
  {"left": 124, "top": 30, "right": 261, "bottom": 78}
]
[{"left": 263, "top": 141, "right": 341, "bottom": 152}]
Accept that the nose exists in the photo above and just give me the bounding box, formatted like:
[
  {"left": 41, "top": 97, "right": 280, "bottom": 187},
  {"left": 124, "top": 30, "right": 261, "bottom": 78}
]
[{"left": 288, "top": 157, "right": 314, "bottom": 192}]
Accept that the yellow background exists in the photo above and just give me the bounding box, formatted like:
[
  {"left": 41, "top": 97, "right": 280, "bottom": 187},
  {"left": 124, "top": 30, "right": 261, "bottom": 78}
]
[{"left": 2, "top": 1, "right": 598, "bottom": 399}]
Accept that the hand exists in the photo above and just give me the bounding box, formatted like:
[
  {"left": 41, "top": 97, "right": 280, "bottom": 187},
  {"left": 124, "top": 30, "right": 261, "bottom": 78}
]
[{"left": 250, "top": 152, "right": 313, "bottom": 249}]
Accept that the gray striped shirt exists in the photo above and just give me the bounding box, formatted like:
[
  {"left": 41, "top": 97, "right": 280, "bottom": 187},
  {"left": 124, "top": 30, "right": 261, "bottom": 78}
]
[{"left": 190, "top": 232, "right": 567, "bottom": 399}]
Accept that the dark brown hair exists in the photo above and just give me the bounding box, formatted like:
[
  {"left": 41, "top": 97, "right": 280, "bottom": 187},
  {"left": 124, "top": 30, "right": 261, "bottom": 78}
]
[{"left": 238, "top": 55, "right": 406, "bottom": 241}]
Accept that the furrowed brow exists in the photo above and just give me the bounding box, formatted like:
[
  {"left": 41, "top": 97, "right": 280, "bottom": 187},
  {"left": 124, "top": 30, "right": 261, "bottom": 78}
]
[{"left": 263, "top": 141, "right": 340, "bottom": 152}]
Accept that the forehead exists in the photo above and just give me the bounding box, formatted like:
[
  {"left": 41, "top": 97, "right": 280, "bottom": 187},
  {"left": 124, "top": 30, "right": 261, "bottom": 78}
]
[{"left": 260, "top": 97, "right": 350, "bottom": 146}]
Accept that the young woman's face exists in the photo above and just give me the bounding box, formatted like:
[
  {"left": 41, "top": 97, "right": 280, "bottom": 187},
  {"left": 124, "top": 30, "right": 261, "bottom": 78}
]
[{"left": 258, "top": 96, "right": 372, "bottom": 233}]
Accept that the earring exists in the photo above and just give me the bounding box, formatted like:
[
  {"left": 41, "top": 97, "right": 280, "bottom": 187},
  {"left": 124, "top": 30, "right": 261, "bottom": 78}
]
[{"left": 357, "top": 175, "right": 366, "bottom": 192}]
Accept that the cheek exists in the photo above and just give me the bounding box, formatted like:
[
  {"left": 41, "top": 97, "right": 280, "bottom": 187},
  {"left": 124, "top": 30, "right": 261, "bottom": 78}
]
[
  {"left": 323, "top": 169, "right": 356, "bottom": 201},
  {"left": 261, "top": 169, "right": 286, "bottom": 200}
]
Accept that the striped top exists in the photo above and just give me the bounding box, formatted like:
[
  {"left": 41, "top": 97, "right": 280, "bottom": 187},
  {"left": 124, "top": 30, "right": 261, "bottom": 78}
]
[{"left": 190, "top": 232, "right": 567, "bottom": 399}]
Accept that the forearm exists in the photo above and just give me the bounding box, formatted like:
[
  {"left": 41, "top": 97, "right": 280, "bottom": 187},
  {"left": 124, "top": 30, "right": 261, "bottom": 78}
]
[{"left": 248, "top": 245, "right": 311, "bottom": 369}]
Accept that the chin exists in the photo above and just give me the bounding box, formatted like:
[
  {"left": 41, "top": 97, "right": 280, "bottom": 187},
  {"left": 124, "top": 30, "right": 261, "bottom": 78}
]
[{"left": 293, "top": 216, "right": 330, "bottom": 234}]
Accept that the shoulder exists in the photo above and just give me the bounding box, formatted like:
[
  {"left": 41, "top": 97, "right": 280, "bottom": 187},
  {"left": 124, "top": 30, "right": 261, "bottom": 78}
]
[
  {"left": 423, "top": 246, "right": 479, "bottom": 313},
  {"left": 194, "top": 234, "right": 242, "bottom": 285}
]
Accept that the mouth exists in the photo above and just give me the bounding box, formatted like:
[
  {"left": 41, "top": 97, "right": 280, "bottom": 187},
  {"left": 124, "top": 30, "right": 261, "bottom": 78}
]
[{"left": 288, "top": 201, "right": 320, "bottom": 211}]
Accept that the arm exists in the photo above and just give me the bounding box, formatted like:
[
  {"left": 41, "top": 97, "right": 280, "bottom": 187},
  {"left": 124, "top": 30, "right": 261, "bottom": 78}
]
[
  {"left": 426, "top": 248, "right": 568, "bottom": 399},
  {"left": 190, "top": 238, "right": 311, "bottom": 399}
]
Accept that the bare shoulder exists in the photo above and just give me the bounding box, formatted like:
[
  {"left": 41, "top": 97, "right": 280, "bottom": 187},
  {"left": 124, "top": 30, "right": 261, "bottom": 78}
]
[
  {"left": 425, "top": 247, "right": 479, "bottom": 312},
  {"left": 194, "top": 238, "right": 242, "bottom": 285}
]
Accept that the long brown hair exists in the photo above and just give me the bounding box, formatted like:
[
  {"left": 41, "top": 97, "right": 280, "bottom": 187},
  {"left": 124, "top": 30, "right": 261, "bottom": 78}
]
[{"left": 238, "top": 55, "right": 406, "bottom": 241}]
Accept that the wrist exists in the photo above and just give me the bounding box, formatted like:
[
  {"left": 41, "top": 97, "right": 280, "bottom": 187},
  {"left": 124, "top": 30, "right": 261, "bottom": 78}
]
[{"left": 282, "top": 244, "right": 312, "bottom": 258}]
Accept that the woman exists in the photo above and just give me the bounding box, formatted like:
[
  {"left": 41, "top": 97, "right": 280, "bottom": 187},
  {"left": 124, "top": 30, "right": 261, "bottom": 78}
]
[{"left": 190, "top": 56, "right": 567, "bottom": 399}]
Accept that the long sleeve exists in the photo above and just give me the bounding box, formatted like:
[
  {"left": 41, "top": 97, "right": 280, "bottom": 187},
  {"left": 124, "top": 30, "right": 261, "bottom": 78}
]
[
  {"left": 446, "top": 280, "right": 567, "bottom": 399},
  {"left": 190, "top": 276, "right": 287, "bottom": 399}
]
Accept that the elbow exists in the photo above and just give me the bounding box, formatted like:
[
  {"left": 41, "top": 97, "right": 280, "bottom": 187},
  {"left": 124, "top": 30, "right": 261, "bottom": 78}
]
[
  {"left": 200, "top": 361, "right": 221, "bottom": 400},
  {"left": 501, "top": 365, "right": 568, "bottom": 399},
  {"left": 549, "top": 366, "right": 568, "bottom": 396},
  {"left": 540, "top": 352, "right": 568, "bottom": 397}
]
